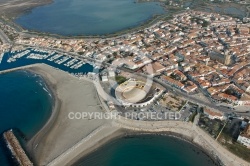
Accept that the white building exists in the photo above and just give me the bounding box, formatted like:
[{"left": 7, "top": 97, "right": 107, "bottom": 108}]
[
  {"left": 237, "top": 124, "right": 250, "bottom": 149},
  {"left": 102, "top": 76, "right": 108, "bottom": 82},
  {"left": 109, "top": 70, "right": 115, "bottom": 77},
  {"left": 203, "top": 109, "right": 224, "bottom": 120}
]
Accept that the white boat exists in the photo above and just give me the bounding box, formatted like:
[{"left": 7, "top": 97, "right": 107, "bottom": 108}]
[
  {"left": 64, "top": 58, "right": 78, "bottom": 67},
  {"left": 0, "top": 52, "right": 4, "bottom": 64},
  {"left": 11, "top": 50, "right": 31, "bottom": 60},
  {"left": 55, "top": 56, "right": 69, "bottom": 64},
  {"left": 71, "top": 61, "right": 85, "bottom": 69},
  {"left": 26, "top": 53, "right": 45, "bottom": 60},
  {"left": 47, "top": 54, "right": 63, "bottom": 61}
]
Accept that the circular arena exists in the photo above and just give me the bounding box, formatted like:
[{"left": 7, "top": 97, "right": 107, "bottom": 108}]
[{"left": 115, "top": 79, "right": 151, "bottom": 105}]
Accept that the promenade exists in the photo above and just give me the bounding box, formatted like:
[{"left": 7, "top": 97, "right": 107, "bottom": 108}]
[
  {"left": 41, "top": 112, "right": 250, "bottom": 166},
  {"left": 47, "top": 125, "right": 120, "bottom": 166}
]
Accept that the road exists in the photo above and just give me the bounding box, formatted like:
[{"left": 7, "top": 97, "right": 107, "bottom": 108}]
[
  {"left": 15, "top": 43, "right": 250, "bottom": 117},
  {"left": 119, "top": 67, "right": 250, "bottom": 116},
  {"left": 155, "top": 78, "right": 250, "bottom": 116},
  {"left": 0, "top": 28, "right": 10, "bottom": 44}
]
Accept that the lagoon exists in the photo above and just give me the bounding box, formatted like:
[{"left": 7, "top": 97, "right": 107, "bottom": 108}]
[{"left": 15, "top": 0, "right": 165, "bottom": 36}]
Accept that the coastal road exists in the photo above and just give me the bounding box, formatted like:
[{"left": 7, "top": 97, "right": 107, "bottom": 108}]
[
  {"left": 14, "top": 43, "right": 250, "bottom": 117},
  {"left": 0, "top": 28, "right": 10, "bottom": 44},
  {"left": 118, "top": 67, "right": 249, "bottom": 116},
  {"left": 154, "top": 78, "right": 250, "bottom": 116}
]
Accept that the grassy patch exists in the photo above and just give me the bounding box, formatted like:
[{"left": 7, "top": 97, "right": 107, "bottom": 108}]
[
  {"left": 189, "top": 110, "right": 197, "bottom": 122},
  {"left": 115, "top": 75, "right": 127, "bottom": 85},
  {"left": 198, "top": 114, "right": 224, "bottom": 138},
  {"left": 219, "top": 132, "right": 250, "bottom": 163},
  {"left": 225, "top": 142, "right": 250, "bottom": 162},
  {"left": 218, "top": 123, "right": 250, "bottom": 163}
]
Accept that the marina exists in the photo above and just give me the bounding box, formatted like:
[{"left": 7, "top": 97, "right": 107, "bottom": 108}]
[
  {"left": 70, "top": 61, "right": 85, "bottom": 69},
  {"left": 0, "top": 0, "right": 250, "bottom": 165},
  {"left": 64, "top": 58, "right": 78, "bottom": 67},
  {"left": 0, "top": 48, "right": 96, "bottom": 77},
  {"left": 7, "top": 50, "right": 31, "bottom": 63},
  {"left": 48, "top": 54, "right": 63, "bottom": 61},
  {"left": 55, "top": 56, "right": 70, "bottom": 64},
  {"left": 27, "top": 53, "right": 46, "bottom": 60}
]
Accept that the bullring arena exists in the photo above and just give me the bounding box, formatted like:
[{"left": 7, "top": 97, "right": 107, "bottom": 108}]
[{"left": 115, "top": 79, "right": 163, "bottom": 107}]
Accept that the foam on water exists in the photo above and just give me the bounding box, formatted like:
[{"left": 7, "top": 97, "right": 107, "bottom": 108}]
[{"left": 0, "top": 71, "right": 52, "bottom": 165}]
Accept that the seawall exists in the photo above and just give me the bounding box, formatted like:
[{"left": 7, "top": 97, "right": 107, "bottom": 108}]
[
  {"left": 0, "top": 64, "right": 38, "bottom": 74},
  {"left": 3, "top": 130, "right": 33, "bottom": 166}
]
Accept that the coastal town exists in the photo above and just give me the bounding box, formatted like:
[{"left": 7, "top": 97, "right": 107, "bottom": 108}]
[
  {"left": 4, "top": 10, "right": 250, "bottom": 107},
  {"left": 1, "top": 8, "right": 250, "bottom": 166}
]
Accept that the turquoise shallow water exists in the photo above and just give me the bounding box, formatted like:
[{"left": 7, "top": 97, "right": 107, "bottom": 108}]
[
  {"left": 15, "top": 0, "right": 165, "bottom": 35},
  {"left": 74, "top": 135, "right": 219, "bottom": 166},
  {"left": 0, "top": 71, "right": 52, "bottom": 165}
]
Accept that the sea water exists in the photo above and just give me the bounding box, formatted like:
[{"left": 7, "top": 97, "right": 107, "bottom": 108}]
[
  {"left": 74, "top": 135, "right": 219, "bottom": 166},
  {"left": 0, "top": 71, "right": 52, "bottom": 165}
]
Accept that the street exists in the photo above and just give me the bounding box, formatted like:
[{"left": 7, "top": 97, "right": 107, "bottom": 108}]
[
  {"left": 12, "top": 43, "right": 250, "bottom": 118},
  {"left": 0, "top": 28, "right": 11, "bottom": 44}
]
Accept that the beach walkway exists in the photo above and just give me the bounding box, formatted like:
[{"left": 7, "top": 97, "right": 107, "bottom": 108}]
[{"left": 47, "top": 125, "right": 119, "bottom": 166}]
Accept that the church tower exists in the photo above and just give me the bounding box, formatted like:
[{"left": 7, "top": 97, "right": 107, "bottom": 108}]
[{"left": 224, "top": 53, "right": 232, "bottom": 66}]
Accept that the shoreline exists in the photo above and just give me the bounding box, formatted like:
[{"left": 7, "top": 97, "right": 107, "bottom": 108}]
[
  {"left": 66, "top": 129, "right": 126, "bottom": 166},
  {"left": 0, "top": 64, "right": 249, "bottom": 166},
  {"left": 13, "top": 14, "right": 169, "bottom": 39},
  {"left": 0, "top": 0, "right": 174, "bottom": 39},
  {"left": 25, "top": 66, "right": 62, "bottom": 164},
  {"left": 68, "top": 129, "right": 222, "bottom": 166},
  {"left": 21, "top": 64, "right": 111, "bottom": 165},
  {"left": 0, "top": 0, "right": 247, "bottom": 39},
  {"left": 0, "top": 0, "right": 53, "bottom": 19},
  {"left": 112, "top": 116, "right": 250, "bottom": 166},
  {"left": 0, "top": 65, "right": 219, "bottom": 165},
  {"left": 0, "top": 64, "right": 61, "bottom": 164}
]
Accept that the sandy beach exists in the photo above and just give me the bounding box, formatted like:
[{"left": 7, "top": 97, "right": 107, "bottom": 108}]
[
  {"left": 28, "top": 64, "right": 250, "bottom": 166},
  {"left": 1, "top": 64, "right": 249, "bottom": 166},
  {"left": 18, "top": 64, "right": 116, "bottom": 166},
  {"left": 0, "top": 64, "right": 122, "bottom": 166}
]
